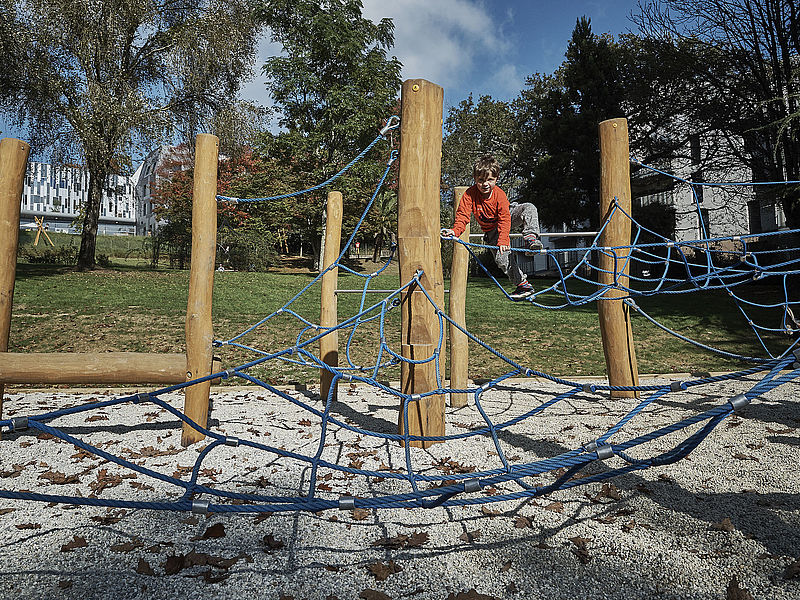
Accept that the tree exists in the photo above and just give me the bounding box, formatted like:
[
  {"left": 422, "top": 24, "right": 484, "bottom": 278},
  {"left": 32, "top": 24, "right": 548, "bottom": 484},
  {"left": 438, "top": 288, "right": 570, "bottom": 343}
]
[
  {"left": 633, "top": 0, "right": 800, "bottom": 227},
  {"left": 441, "top": 94, "right": 518, "bottom": 196},
  {"left": 255, "top": 0, "right": 402, "bottom": 266},
  {"left": 0, "top": 0, "right": 262, "bottom": 269},
  {"left": 514, "top": 18, "right": 626, "bottom": 229}
]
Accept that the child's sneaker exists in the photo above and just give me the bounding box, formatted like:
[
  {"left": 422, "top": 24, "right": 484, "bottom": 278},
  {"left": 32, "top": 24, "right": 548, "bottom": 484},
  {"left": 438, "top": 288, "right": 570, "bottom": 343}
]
[
  {"left": 510, "top": 281, "right": 534, "bottom": 300},
  {"left": 524, "top": 234, "right": 543, "bottom": 250}
]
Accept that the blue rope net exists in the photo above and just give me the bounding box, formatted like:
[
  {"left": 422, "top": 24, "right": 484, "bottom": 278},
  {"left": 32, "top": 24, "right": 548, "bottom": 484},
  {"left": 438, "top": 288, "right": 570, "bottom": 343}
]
[{"left": 2, "top": 126, "right": 799, "bottom": 515}]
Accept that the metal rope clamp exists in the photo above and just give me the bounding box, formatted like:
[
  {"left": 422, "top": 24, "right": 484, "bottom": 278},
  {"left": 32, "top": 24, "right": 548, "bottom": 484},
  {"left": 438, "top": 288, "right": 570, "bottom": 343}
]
[
  {"left": 338, "top": 496, "right": 356, "bottom": 510},
  {"left": 463, "top": 479, "right": 481, "bottom": 493},
  {"left": 11, "top": 417, "right": 28, "bottom": 432},
  {"left": 728, "top": 394, "right": 751, "bottom": 413},
  {"left": 191, "top": 499, "right": 210, "bottom": 514},
  {"left": 792, "top": 348, "right": 800, "bottom": 370},
  {"left": 585, "top": 440, "right": 614, "bottom": 460}
]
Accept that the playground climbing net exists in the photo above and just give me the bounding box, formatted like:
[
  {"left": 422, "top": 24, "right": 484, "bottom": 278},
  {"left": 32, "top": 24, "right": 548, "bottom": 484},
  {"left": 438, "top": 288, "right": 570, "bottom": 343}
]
[{"left": 2, "top": 119, "right": 799, "bottom": 514}]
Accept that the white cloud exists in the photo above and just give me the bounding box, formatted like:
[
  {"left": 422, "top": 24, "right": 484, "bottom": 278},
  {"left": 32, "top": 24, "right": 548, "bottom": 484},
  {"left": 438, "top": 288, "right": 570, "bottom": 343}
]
[{"left": 361, "top": 0, "right": 517, "bottom": 96}]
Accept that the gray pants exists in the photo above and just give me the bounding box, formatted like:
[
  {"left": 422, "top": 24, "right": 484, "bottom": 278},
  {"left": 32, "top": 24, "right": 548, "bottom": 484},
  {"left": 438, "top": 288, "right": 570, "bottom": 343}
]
[{"left": 483, "top": 202, "right": 540, "bottom": 287}]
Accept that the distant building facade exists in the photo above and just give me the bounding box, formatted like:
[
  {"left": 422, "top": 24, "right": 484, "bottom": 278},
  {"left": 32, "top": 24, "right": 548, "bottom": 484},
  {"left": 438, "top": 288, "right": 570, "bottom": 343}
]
[
  {"left": 632, "top": 132, "right": 786, "bottom": 242},
  {"left": 132, "top": 144, "right": 191, "bottom": 235},
  {"left": 21, "top": 161, "right": 135, "bottom": 235}
]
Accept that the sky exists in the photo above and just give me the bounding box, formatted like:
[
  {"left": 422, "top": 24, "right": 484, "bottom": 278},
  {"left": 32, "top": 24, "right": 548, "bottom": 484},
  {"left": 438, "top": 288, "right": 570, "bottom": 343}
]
[{"left": 1, "top": 0, "right": 643, "bottom": 162}]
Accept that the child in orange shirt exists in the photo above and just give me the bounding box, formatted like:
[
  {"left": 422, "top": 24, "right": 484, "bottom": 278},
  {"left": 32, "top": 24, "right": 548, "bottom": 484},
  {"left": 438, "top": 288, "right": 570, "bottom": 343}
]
[{"left": 441, "top": 155, "right": 541, "bottom": 300}]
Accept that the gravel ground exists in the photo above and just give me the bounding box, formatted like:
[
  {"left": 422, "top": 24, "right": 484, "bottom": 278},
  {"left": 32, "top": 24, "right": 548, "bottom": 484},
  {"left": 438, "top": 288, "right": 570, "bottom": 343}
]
[{"left": 1, "top": 374, "right": 799, "bottom": 600}]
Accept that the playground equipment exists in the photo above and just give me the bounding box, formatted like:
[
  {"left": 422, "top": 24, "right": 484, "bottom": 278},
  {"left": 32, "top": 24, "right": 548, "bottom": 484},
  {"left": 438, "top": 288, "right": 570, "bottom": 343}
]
[
  {"left": 0, "top": 135, "right": 220, "bottom": 446},
  {"left": 1, "top": 79, "right": 798, "bottom": 516}
]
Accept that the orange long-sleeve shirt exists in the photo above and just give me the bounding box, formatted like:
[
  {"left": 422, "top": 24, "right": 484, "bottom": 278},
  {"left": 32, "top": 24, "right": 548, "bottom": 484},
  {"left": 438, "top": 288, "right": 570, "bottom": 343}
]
[{"left": 451, "top": 185, "right": 511, "bottom": 247}]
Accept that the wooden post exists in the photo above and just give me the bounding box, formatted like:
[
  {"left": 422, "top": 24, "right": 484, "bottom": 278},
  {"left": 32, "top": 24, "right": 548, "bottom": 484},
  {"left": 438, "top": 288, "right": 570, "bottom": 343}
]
[
  {"left": 0, "top": 352, "right": 187, "bottom": 384},
  {"left": 182, "top": 134, "right": 219, "bottom": 446},
  {"left": 597, "top": 118, "right": 639, "bottom": 398},
  {"left": 449, "top": 186, "right": 469, "bottom": 407},
  {"left": 320, "top": 191, "right": 342, "bottom": 402},
  {"left": 397, "top": 79, "right": 445, "bottom": 448},
  {"left": 0, "top": 138, "right": 30, "bottom": 434}
]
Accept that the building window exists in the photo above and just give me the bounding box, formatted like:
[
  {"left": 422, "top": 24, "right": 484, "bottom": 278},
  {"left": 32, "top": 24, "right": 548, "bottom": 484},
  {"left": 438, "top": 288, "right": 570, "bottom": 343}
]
[
  {"left": 690, "top": 134, "right": 701, "bottom": 165},
  {"left": 747, "top": 200, "right": 761, "bottom": 234},
  {"left": 691, "top": 171, "right": 704, "bottom": 204}
]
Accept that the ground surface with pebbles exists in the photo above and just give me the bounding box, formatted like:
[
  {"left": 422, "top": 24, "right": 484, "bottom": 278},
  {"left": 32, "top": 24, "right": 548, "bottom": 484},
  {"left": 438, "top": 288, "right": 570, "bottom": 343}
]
[{"left": 1, "top": 374, "right": 799, "bottom": 600}]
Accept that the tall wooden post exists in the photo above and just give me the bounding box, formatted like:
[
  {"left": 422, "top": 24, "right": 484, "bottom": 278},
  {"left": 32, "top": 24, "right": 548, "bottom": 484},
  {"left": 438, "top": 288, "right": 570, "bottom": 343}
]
[
  {"left": 320, "top": 191, "right": 342, "bottom": 402},
  {"left": 449, "top": 186, "right": 469, "bottom": 407},
  {"left": 0, "top": 138, "right": 30, "bottom": 433},
  {"left": 182, "top": 134, "right": 219, "bottom": 445},
  {"left": 397, "top": 79, "right": 445, "bottom": 448},
  {"left": 597, "top": 118, "right": 639, "bottom": 397}
]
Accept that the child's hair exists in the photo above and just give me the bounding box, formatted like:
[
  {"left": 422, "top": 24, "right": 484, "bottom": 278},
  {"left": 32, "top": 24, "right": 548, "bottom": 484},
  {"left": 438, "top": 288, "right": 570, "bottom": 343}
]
[{"left": 473, "top": 154, "right": 501, "bottom": 178}]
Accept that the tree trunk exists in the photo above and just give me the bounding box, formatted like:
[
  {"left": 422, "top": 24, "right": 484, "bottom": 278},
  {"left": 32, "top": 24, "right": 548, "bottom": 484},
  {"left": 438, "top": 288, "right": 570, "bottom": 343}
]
[{"left": 77, "top": 162, "right": 106, "bottom": 270}]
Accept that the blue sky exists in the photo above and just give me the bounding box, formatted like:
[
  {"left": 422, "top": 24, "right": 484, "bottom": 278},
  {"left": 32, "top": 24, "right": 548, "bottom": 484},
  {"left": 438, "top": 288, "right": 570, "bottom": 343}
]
[{"left": 1, "top": 0, "right": 643, "bottom": 160}]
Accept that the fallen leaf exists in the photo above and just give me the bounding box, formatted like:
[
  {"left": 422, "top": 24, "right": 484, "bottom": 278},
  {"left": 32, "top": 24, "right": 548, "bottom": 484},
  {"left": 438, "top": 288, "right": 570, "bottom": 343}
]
[
  {"left": 784, "top": 557, "right": 800, "bottom": 580},
  {"left": 110, "top": 539, "right": 144, "bottom": 553},
  {"left": 58, "top": 580, "right": 73, "bottom": 589},
  {"left": 136, "top": 558, "right": 155, "bottom": 576},
  {"left": 514, "top": 516, "right": 532, "bottom": 528},
  {"left": 445, "top": 590, "right": 500, "bottom": 600},
  {"left": 191, "top": 523, "right": 226, "bottom": 541},
  {"left": 15, "top": 523, "right": 41, "bottom": 530},
  {"left": 711, "top": 518, "right": 735, "bottom": 532},
  {"left": 726, "top": 575, "right": 754, "bottom": 600},
  {"left": 39, "top": 470, "right": 80, "bottom": 485},
  {"left": 500, "top": 560, "right": 512, "bottom": 573},
  {"left": 60, "top": 535, "right": 88, "bottom": 552},
  {"left": 459, "top": 530, "right": 481, "bottom": 544},
  {"left": 263, "top": 534, "right": 285, "bottom": 551},
  {"left": 544, "top": 501, "right": 564, "bottom": 513},
  {"left": 359, "top": 590, "right": 391, "bottom": 600},
  {"left": 352, "top": 508, "right": 371, "bottom": 521},
  {"left": 367, "top": 560, "right": 403, "bottom": 581}
]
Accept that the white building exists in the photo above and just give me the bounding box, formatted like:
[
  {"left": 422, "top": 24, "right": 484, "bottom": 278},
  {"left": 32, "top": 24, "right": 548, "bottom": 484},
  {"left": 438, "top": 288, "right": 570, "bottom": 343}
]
[
  {"left": 633, "top": 133, "right": 786, "bottom": 242},
  {"left": 132, "top": 144, "right": 192, "bottom": 235},
  {"left": 21, "top": 161, "right": 136, "bottom": 235}
]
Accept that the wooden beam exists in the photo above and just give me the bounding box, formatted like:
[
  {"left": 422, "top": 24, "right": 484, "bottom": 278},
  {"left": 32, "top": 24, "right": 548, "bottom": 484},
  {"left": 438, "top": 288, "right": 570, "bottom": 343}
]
[
  {"left": 397, "top": 79, "right": 445, "bottom": 447},
  {"left": 320, "top": 191, "right": 342, "bottom": 402},
  {"left": 597, "top": 118, "right": 640, "bottom": 398},
  {"left": 182, "top": 134, "right": 219, "bottom": 445},
  {"left": 0, "top": 352, "right": 187, "bottom": 384},
  {"left": 0, "top": 138, "right": 30, "bottom": 434},
  {"left": 449, "top": 186, "right": 470, "bottom": 407}
]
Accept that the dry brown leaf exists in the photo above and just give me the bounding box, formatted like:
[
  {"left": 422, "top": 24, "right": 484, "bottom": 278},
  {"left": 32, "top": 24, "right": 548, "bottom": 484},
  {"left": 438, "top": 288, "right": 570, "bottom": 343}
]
[
  {"left": 445, "top": 590, "right": 501, "bottom": 600},
  {"left": 352, "top": 508, "right": 371, "bottom": 521},
  {"left": 110, "top": 539, "right": 144, "bottom": 553},
  {"left": 783, "top": 557, "right": 800, "bottom": 580},
  {"left": 544, "top": 501, "right": 564, "bottom": 513},
  {"left": 136, "top": 558, "right": 155, "bottom": 576},
  {"left": 191, "top": 523, "right": 226, "bottom": 540},
  {"left": 367, "top": 560, "right": 403, "bottom": 581},
  {"left": 39, "top": 470, "right": 80, "bottom": 485},
  {"left": 359, "top": 590, "right": 391, "bottom": 600},
  {"left": 712, "top": 517, "right": 735, "bottom": 532},
  {"left": 515, "top": 516, "right": 532, "bottom": 528},
  {"left": 263, "top": 534, "right": 285, "bottom": 551},
  {"left": 15, "top": 523, "right": 41, "bottom": 530},
  {"left": 60, "top": 535, "right": 88, "bottom": 552},
  {"left": 459, "top": 530, "right": 481, "bottom": 543},
  {"left": 726, "top": 575, "right": 754, "bottom": 600}
]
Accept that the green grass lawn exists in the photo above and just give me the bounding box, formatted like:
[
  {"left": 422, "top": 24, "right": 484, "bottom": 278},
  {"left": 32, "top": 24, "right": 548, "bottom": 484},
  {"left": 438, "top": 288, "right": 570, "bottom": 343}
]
[{"left": 6, "top": 259, "right": 790, "bottom": 387}]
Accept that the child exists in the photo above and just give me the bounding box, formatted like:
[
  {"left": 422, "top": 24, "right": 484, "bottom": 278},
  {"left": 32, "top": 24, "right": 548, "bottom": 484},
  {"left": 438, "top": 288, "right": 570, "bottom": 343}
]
[{"left": 441, "top": 155, "right": 542, "bottom": 300}]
